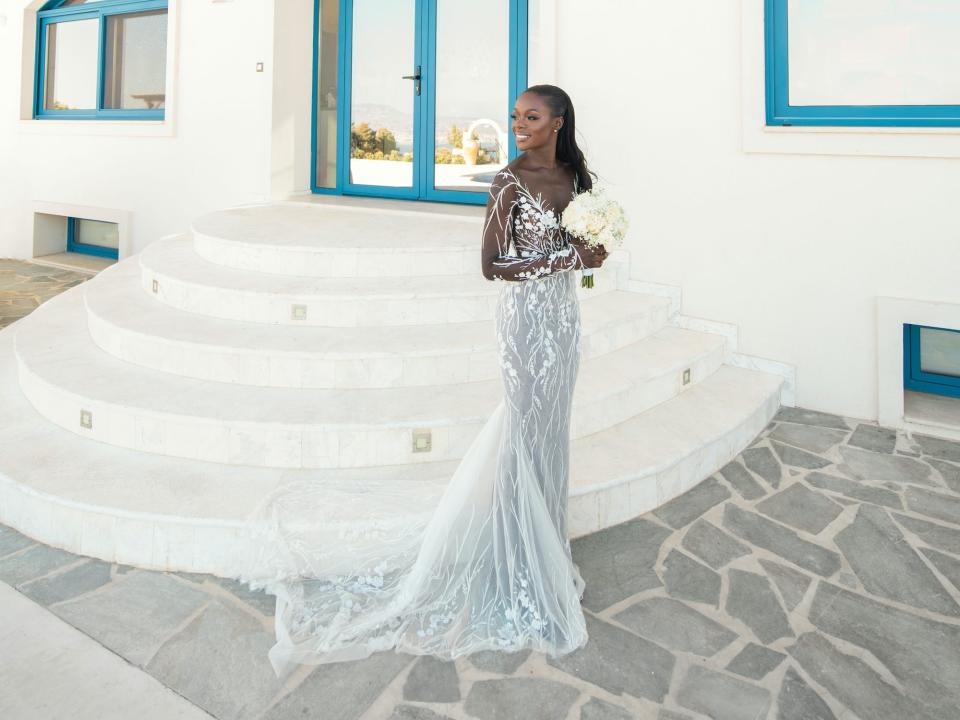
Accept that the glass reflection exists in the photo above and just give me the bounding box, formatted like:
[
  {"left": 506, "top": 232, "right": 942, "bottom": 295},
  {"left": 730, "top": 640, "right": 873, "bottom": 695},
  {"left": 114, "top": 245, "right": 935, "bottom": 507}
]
[
  {"left": 44, "top": 19, "right": 99, "bottom": 110},
  {"left": 349, "top": 0, "right": 415, "bottom": 188},
  {"left": 920, "top": 327, "right": 960, "bottom": 378},
  {"left": 788, "top": 0, "right": 960, "bottom": 106},
  {"left": 433, "top": 0, "right": 509, "bottom": 193},
  {"left": 104, "top": 10, "right": 168, "bottom": 110},
  {"left": 315, "top": 0, "right": 339, "bottom": 189},
  {"left": 76, "top": 219, "right": 120, "bottom": 250}
]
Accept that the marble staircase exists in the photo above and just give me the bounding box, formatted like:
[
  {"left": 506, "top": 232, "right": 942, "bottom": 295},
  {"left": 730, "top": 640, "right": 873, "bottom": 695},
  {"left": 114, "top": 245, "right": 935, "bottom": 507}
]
[{"left": 0, "top": 201, "right": 784, "bottom": 577}]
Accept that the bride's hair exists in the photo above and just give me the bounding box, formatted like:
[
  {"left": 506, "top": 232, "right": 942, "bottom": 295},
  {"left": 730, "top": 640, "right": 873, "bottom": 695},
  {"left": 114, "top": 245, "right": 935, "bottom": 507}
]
[{"left": 524, "top": 84, "right": 596, "bottom": 192}]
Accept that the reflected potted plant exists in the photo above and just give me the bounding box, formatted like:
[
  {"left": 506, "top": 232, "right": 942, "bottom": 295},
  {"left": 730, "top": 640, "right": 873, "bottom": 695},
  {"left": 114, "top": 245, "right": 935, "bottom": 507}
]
[{"left": 463, "top": 130, "right": 481, "bottom": 165}]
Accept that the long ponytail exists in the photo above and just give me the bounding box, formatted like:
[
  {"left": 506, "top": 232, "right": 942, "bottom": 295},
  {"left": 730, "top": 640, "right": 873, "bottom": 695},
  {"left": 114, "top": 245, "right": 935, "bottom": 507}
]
[{"left": 524, "top": 84, "right": 596, "bottom": 193}]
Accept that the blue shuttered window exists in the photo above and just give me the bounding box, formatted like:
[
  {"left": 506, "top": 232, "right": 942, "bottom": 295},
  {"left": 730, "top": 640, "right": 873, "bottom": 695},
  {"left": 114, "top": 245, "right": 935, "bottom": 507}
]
[
  {"left": 765, "top": 0, "right": 960, "bottom": 127},
  {"left": 35, "top": 0, "right": 168, "bottom": 120},
  {"left": 904, "top": 324, "right": 960, "bottom": 399}
]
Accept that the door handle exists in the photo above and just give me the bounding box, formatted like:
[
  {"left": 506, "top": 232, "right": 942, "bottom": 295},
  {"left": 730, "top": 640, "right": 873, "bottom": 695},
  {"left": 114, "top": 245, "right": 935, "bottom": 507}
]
[{"left": 402, "top": 65, "right": 421, "bottom": 96}]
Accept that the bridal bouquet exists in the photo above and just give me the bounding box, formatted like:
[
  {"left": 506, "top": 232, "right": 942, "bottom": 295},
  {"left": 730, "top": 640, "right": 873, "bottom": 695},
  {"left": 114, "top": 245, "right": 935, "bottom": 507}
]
[{"left": 560, "top": 184, "right": 629, "bottom": 288}]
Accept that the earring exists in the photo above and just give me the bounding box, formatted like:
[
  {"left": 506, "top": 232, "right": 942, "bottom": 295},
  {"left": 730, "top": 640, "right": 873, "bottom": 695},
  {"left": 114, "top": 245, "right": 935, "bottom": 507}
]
[{"left": 554, "top": 129, "right": 559, "bottom": 133}]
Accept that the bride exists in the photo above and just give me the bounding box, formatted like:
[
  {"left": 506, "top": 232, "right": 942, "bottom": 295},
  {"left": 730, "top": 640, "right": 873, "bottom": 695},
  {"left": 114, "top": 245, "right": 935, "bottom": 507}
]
[{"left": 238, "top": 84, "right": 609, "bottom": 679}]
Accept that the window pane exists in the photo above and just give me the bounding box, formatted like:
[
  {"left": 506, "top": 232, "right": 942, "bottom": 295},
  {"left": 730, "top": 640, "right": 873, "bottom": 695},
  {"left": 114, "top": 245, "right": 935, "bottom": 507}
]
[
  {"left": 349, "top": 0, "right": 415, "bottom": 188},
  {"left": 433, "top": 0, "right": 509, "bottom": 193},
  {"left": 527, "top": 0, "right": 549, "bottom": 85},
  {"left": 76, "top": 219, "right": 119, "bottom": 250},
  {"left": 43, "top": 19, "right": 99, "bottom": 110},
  {"left": 920, "top": 327, "right": 960, "bottom": 378},
  {"left": 315, "top": 0, "right": 339, "bottom": 189},
  {"left": 104, "top": 10, "right": 167, "bottom": 110},
  {"left": 788, "top": 0, "right": 960, "bottom": 106}
]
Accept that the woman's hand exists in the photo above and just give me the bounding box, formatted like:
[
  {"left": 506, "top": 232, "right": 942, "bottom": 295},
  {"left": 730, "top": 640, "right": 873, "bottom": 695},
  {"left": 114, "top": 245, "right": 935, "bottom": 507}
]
[{"left": 572, "top": 241, "right": 609, "bottom": 269}]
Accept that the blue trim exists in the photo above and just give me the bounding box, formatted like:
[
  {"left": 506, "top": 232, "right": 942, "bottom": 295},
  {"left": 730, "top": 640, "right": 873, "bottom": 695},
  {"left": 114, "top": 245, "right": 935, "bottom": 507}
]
[
  {"left": 334, "top": 0, "right": 351, "bottom": 193},
  {"left": 422, "top": 0, "right": 437, "bottom": 200},
  {"left": 312, "top": 0, "right": 527, "bottom": 204},
  {"left": 904, "top": 323, "right": 960, "bottom": 398},
  {"left": 764, "top": 0, "right": 960, "bottom": 128},
  {"left": 35, "top": 0, "right": 167, "bottom": 121},
  {"left": 412, "top": 0, "right": 427, "bottom": 198},
  {"left": 507, "top": 0, "right": 528, "bottom": 161},
  {"left": 39, "top": 0, "right": 153, "bottom": 14},
  {"left": 309, "top": 0, "right": 323, "bottom": 192},
  {"left": 66, "top": 218, "right": 119, "bottom": 260},
  {"left": 309, "top": 0, "right": 342, "bottom": 195}
]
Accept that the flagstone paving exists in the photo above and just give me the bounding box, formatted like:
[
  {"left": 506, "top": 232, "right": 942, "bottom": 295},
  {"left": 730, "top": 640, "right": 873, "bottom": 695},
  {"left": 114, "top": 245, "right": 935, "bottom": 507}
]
[
  {"left": 6, "top": 405, "right": 960, "bottom": 719},
  {"left": 0, "top": 259, "right": 89, "bottom": 329},
  {"left": 3, "top": 259, "right": 960, "bottom": 719}
]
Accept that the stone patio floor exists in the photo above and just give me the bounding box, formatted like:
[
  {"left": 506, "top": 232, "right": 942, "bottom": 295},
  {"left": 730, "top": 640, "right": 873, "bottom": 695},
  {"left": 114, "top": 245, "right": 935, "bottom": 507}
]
[
  {"left": 0, "top": 259, "right": 88, "bottom": 330},
  {"left": 2, "top": 260, "right": 960, "bottom": 720}
]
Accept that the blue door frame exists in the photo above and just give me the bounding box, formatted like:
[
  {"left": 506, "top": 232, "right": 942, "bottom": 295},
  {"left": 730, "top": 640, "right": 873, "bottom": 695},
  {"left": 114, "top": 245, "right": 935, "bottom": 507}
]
[
  {"left": 904, "top": 324, "right": 960, "bottom": 399},
  {"left": 312, "top": 0, "right": 528, "bottom": 205}
]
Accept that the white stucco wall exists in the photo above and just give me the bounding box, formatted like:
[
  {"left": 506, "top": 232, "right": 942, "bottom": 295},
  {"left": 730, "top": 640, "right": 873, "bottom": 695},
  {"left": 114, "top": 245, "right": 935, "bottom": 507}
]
[
  {"left": 549, "top": 0, "right": 959, "bottom": 422},
  {"left": 0, "top": 0, "right": 956, "bottom": 424},
  {"left": 0, "top": 0, "right": 283, "bottom": 259}
]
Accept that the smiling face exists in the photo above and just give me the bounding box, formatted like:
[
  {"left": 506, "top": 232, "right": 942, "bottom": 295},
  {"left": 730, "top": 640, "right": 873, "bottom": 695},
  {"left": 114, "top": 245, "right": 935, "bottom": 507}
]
[{"left": 511, "top": 91, "right": 562, "bottom": 153}]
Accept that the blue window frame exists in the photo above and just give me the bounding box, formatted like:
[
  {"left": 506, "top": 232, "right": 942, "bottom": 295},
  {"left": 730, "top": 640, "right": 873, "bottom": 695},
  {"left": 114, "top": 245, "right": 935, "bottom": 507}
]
[
  {"left": 67, "top": 217, "right": 120, "bottom": 260},
  {"left": 311, "top": 0, "right": 529, "bottom": 205},
  {"left": 904, "top": 324, "right": 960, "bottom": 399},
  {"left": 35, "top": 0, "right": 168, "bottom": 120},
  {"left": 765, "top": 0, "right": 960, "bottom": 127}
]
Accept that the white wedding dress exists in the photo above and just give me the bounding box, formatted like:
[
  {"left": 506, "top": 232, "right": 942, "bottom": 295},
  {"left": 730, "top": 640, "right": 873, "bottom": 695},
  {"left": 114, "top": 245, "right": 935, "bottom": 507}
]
[{"left": 238, "top": 167, "right": 589, "bottom": 678}]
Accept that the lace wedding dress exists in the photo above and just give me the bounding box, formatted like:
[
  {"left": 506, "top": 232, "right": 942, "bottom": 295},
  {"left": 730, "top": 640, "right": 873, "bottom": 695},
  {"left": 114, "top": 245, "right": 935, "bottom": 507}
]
[{"left": 238, "top": 166, "right": 589, "bottom": 678}]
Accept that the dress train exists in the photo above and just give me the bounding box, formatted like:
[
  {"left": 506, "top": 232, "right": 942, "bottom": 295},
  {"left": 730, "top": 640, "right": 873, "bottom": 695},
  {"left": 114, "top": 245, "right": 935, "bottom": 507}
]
[{"left": 238, "top": 389, "right": 587, "bottom": 678}]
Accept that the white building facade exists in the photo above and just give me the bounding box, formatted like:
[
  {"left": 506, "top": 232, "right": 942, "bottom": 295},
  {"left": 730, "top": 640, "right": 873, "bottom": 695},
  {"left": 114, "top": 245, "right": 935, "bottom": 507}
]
[{"left": 1, "top": 0, "right": 958, "bottom": 431}]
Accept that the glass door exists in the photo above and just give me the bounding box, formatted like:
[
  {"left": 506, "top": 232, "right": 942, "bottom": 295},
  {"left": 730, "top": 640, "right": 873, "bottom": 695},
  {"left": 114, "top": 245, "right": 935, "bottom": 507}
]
[
  {"left": 326, "top": 0, "right": 527, "bottom": 203},
  {"left": 425, "top": 0, "right": 514, "bottom": 201},
  {"left": 341, "top": 0, "right": 421, "bottom": 198}
]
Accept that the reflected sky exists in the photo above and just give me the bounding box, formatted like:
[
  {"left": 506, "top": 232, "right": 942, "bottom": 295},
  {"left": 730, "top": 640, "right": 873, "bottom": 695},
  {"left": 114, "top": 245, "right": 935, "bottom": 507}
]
[
  {"left": 45, "top": 19, "right": 99, "bottom": 109},
  {"left": 789, "top": 0, "right": 960, "bottom": 105},
  {"left": 106, "top": 11, "right": 167, "bottom": 108},
  {"left": 351, "top": 0, "right": 509, "bottom": 142},
  {"left": 44, "top": 11, "right": 166, "bottom": 111}
]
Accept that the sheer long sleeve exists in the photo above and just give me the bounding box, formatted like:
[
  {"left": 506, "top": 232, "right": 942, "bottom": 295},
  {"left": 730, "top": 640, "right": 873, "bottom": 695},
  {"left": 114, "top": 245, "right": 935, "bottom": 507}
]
[{"left": 481, "top": 171, "right": 583, "bottom": 283}]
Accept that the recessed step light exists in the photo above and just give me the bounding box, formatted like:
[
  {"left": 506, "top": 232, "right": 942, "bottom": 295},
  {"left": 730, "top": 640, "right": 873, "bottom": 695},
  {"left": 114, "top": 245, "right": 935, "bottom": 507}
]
[{"left": 412, "top": 428, "right": 431, "bottom": 453}]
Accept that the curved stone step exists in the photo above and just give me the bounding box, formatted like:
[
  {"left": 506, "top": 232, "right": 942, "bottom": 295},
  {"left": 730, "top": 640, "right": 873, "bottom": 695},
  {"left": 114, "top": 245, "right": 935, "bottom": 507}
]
[
  {"left": 140, "top": 236, "right": 622, "bottom": 327},
  {"left": 0, "top": 320, "right": 782, "bottom": 576},
  {"left": 192, "top": 202, "right": 483, "bottom": 277},
  {"left": 87, "top": 258, "right": 672, "bottom": 388},
  {"left": 16, "top": 287, "right": 726, "bottom": 469}
]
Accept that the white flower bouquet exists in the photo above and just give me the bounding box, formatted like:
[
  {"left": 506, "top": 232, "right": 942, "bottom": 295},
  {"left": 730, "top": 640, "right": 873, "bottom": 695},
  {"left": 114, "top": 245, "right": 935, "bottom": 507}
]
[{"left": 560, "top": 184, "right": 629, "bottom": 288}]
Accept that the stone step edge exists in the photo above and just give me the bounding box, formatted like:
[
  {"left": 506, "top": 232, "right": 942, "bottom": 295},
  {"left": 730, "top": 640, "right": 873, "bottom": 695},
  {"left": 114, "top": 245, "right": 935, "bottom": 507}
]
[
  {"left": 139, "top": 238, "right": 623, "bottom": 327},
  {"left": 146, "top": 234, "right": 628, "bottom": 294},
  {"left": 268, "top": 198, "right": 486, "bottom": 223},
  {"left": 568, "top": 367, "right": 784, "bottom": 536},
  {"left": 85, "top": 259, "right": 671, "bottom": 363},
  {"left": 0, "top": 363, "right": 783, "bottom": 575},
  {"left": 140, "top": 237, "right": 501, "bottom": 298},
  {"left": 15, "top": 292, "right": 725, "bottom": 439},
  {"left": 191, "top": 226, "right": 479, "bottom": 254},
  {"left": 83, "top": 268, "right": 669, "bottom": 376}
]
